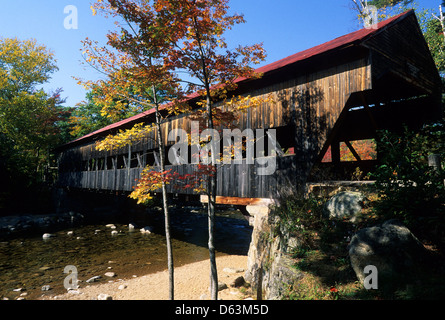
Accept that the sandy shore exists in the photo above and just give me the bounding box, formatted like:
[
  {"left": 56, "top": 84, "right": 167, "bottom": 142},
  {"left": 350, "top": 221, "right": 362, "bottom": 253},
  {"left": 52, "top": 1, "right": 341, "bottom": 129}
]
[{"left": 42, "top": 255, "right": 251, "bottom": 300}]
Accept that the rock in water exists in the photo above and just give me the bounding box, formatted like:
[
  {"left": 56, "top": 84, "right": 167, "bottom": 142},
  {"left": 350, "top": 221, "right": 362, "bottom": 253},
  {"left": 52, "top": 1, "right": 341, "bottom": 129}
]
[
  {"left": 86, "top": 276, "right": 101, "bottom": 283},
  {"left": 140, "top": 226, "right": 153, "bottom": 234}
]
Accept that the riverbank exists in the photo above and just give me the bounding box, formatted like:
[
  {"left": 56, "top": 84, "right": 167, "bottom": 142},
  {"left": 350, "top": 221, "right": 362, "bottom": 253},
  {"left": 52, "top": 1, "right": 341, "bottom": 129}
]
[
  {"left": 41, "top": 254, "right": 251, "bottom": 300},
  {"left": 0, "top": 206, "right": 253, "bottom": 300}
]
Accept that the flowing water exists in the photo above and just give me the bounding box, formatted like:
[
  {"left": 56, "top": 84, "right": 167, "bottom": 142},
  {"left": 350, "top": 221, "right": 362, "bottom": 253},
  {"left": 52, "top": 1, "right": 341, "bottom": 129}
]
[{"left": 0, "top": 206, "right": 252, "bottom": 300}]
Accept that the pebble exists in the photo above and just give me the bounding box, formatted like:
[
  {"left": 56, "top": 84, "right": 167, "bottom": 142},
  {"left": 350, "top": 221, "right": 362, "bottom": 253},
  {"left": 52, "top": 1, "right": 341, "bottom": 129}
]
[
  {"left": 86, "top": 276, "right": 101, "bottom": 283},
  {"left": 97, "top": 293, "right": 113, "bottom": 300},
  {"left": 212, "top": 282, "right": 227, "bottom": 292},
  {"left": 42, "top": 233, "right": 55, "bottom": 239},
  {"left": 230, "top": 276, "right": 245, "bottom": 288},
  {"left": 67, "top": 231, "right": 74, "bottom": 236},
  {"left": 67, "top": 290, "right": 81, "bottom": 295},
  {"left": 222, "top": 267, "right": 245, "bottom": 274},
  {"left": 118, "top": 284, "right": 127, "bottom": 290},
  {"left": 39, "top": 266, "right": 52, "bottom": 271},
  {"left": 140, "top": 226, "right": 153, "bottom": 234},
  {"left": 104, "top": 272, "right": 116, "bottom": 278},
  {"left": 41, "top": 285, "right": 52, "bottom": 291},
  {"left": 13, "top": 288, "right": 24, "bottom": 292},
  {"left": 111, "top": 230, "right": 118, "bottom": 236},
  {"left": 105, "top": 224, "right": 115, "bottom": 228}
]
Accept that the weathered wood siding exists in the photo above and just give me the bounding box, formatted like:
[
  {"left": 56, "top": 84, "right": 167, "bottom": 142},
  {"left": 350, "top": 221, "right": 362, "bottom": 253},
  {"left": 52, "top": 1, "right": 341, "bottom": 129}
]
[{"left": 59, "top": 155, "right": 297, "bottom": 199}]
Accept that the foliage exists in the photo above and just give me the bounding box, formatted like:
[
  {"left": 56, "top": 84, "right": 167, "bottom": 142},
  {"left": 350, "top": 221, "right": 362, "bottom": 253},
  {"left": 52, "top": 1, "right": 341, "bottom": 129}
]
[
  {"left": 273, "top": 194, "right": 326, "bottom": 251},
  {"left": 0, "top": 38, "right": 71, "bottom": 188},
  {"left": 68, "top": 85, "right": 145, "bottom": 138},
  {"left": 351, "top": 0, "right": 413, "bottom": 25},
  {"left": 129, "top": 164, "right": 216, "bottom": 204},
  {"left": 370, "top": 124, "right": 445, "bottom": 232},
  {"left": 423, "top": 17, "right": 445, "bottom": 74}
]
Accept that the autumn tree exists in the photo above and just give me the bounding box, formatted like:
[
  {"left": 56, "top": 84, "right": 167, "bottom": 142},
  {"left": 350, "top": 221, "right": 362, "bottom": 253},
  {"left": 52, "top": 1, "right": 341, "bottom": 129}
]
[
  {"left": 86, "top": 0, "right": 266, "bottom": 300},
  {"left": 84, "top": 0, "right": 196, "bottom": 300},
  {"left": 134, "top": 0, "right": 265, "bottom": 300}
]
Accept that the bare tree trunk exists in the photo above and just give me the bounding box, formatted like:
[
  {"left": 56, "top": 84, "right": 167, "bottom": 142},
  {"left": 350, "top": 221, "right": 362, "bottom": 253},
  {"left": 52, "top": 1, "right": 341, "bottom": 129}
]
[
  {"left": 193, "top": 15, "right": 218, "bottom": 301},
  {"left": 152, "top": 85, "right": 174, "bottom": 300},
  {"left": 205, "top": 93, "right": 218, "bottom": 301}
]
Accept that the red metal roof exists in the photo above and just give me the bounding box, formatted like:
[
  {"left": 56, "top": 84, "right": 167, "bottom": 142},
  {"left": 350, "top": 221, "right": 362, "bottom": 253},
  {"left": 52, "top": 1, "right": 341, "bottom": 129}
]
[{"left": 64, "top": 10, "right": 413, "bottom": 148}]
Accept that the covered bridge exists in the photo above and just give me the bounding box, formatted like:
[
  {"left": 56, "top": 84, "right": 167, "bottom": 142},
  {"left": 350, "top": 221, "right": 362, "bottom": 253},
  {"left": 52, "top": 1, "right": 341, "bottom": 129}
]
[{"left": 56, "top": 10, "right": 442, "bottom": 205}]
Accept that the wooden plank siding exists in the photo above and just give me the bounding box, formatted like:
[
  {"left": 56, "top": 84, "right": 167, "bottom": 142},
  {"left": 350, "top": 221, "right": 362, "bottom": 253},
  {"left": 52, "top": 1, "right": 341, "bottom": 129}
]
[{"left": 59, "top": 155, "right": 297, "bottom": 199}]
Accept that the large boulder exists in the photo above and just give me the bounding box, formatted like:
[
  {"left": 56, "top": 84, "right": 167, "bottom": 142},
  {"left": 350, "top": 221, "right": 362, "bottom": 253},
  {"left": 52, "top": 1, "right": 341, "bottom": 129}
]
[
  {"left": 323, "top": 191, "right": 364, "bottom": 222},
  {"left": 348, "top": 219, "right": 428, "bottom": 283}
]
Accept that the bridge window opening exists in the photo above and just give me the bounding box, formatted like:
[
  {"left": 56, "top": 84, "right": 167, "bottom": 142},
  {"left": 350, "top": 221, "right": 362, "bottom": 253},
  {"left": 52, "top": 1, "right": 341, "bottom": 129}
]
[
  {"left": 145, "top": 151, "right": 156, "bottom": 166},
  {"left": 275, "top": 125, "right": 295, "bottom": 155},
  {"left": 116, "top": 155, "right": 126, "bottom": 169},
  {"left": 106, "top": 157, "right": 114, "bottom": 170},
  {"left": 82, "top": 160, "right": 89, "bottom": 171},
  {"left": 321, "top": 139, "right": 377, "bottom": 163},
  {"left": 130, "top": 152, "right": 140, "bottom": 168},
  {"left": 96, "top": 158, "right": 105, "bottom": 170}
]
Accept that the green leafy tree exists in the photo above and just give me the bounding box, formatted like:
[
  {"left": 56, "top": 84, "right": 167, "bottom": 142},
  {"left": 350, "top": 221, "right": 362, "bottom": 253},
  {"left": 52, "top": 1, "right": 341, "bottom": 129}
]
[
  {"left": 371, "top": 125, "right": 445, "bottom": 240},
  {"left": 0, "top": 38, "right": 69, "bottom": 211},
  {"left": 69, "top": 89, "right": 115, "bottom": 139}
]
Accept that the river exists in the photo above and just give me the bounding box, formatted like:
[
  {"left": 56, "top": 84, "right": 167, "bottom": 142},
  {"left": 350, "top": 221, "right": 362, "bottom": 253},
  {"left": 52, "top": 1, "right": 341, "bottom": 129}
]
[{"left": 0, "top": 205, "right": 252, "bottom": 300}]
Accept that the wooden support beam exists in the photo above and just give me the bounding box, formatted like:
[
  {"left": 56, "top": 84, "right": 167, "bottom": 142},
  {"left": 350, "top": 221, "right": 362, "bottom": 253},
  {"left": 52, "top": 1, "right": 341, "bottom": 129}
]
[
  {"left": 200, "top": 195, "right": 274, "bottom": 206},
  {"left": 344, "top": 141, "right": 362, "bottom": 162},
  {"left": 331, "top": 140, "right": 340, "bottom": 164},
  {"left": 136, "top": 153, "right": 143, "bottom": 168},
  {"left": 359, "top": 93, "right": 378, "bottom": 130}
]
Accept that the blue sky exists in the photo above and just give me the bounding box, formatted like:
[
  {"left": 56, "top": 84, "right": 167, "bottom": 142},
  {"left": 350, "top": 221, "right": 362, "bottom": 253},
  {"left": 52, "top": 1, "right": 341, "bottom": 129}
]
[{"left": 0, "top": 0, "right": 440, "bottom": 108}]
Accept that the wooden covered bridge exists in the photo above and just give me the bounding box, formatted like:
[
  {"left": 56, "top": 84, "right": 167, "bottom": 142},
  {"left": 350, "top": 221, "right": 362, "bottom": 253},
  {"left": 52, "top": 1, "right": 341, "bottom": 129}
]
[{"left": 56, "top": 10, "right": 442, "bottom": 206}]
